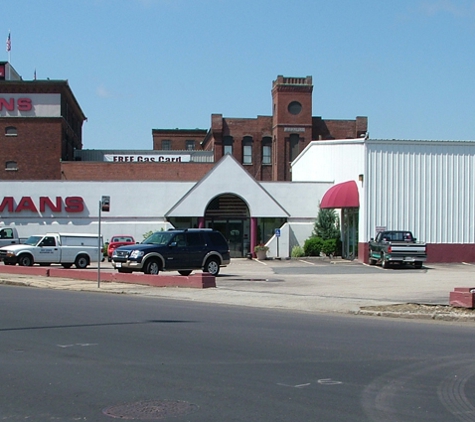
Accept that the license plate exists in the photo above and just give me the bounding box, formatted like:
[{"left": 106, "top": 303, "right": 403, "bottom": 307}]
[{"left": 115, "top": 262, "right": 122, "bottom": 268}]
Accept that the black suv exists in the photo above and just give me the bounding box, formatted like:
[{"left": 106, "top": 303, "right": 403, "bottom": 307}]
[{"left": 111, "top": 229, "right": 230, "bottom": 276}]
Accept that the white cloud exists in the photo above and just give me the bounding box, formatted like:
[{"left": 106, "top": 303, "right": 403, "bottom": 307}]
[
  {"left": 419, "top": 0, "right": 475, "bottom": 17},
  {"left": 96, "top": 84, "right": 113, "bottom": 98}
]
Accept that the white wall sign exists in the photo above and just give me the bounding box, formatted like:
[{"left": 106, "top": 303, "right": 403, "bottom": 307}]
[
  {"left": 103, "top": 154, "right": 191, "bottom": 163},
  {"left": 0, "top": 94, "right": 61, "bottom": 117}
]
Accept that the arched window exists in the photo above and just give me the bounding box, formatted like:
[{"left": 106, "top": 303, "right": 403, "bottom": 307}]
[
  {"left": 262, "top": 136, "right": 272, "bottom": 165},
  {"left": 242, "top": 136, "right": 253, "bottom": 164},
  {"left": 5, "top": 161, "right": 18, "bottom": 171},
  {"left": 5, "top": 126, "right": 17, "bottom": 136}
]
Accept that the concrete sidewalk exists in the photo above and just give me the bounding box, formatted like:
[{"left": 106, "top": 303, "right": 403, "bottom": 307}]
[{"left": 1, "top": 258, "right": 475, "bottom": 319}]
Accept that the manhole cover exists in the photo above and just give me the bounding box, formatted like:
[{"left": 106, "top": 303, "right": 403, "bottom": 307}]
[{"left": 103, "top": 399, "right": 199, "bottom": 420}]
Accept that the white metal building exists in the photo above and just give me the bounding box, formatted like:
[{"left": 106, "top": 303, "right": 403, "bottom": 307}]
[{"left": 292, "top": 138, "right": 475, "bottom": 262}]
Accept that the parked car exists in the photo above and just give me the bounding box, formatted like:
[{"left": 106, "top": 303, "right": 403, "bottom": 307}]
[
  {"left": 107, "top": 235, "right": 136, "bottom": 261},
  {"left": 112, "top": 228, "right": 230, "bottom": 276},
  {"left": 368, "top": 230, "right": 427, "bottom": 268},
  {"left": 0, "top": 232, "right": 102, "bottom": 268},
  {"left": 0, "top": 226, "right": 26, "bottom": 246}
]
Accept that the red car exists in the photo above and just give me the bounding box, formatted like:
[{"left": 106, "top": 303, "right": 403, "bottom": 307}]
[{"left": 107, "top": 235, "right": 136, "bottom": 261}]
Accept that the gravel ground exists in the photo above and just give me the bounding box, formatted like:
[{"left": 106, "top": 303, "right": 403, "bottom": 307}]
[{"left": 358, "top": 303, "right": 475, "bottom": 322}]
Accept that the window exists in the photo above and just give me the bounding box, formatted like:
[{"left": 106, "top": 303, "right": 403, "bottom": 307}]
[
  {"left": 288, "top": 101, "right": 302, "bottom": 115},
  {"left": 186, "top": 140, "right": 196, "bottom": 151},
  {"left": 5, "top": 161, "right": 18, "bottom": 171},
  {"left": 0, "top": 228, "right": 13, "bottom": 239},
  {"left": 41, "top": 237, "right": 56, "bottom": 247},
  {"left": 242, "top": 136, "right": 253, "bottom": 164},
  {"left": 223, "top": 136, "right": 233, "bottom": 155},
  {"left": 186, "top": 232, "right": 205, "bottom": 247},
  {"left": 262, "top": 137, "right": 272, "bottom": 165},
  {"left": 289, "top": 134, "right": 300, "bottom": 162},
  {"left": 161, "top": 140, "right": 171, "bottom": 150},
  {"left": 5, "top": 126, "right": 17, "bottom": 136}
]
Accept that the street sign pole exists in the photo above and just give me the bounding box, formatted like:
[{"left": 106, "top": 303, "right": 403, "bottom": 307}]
[
  {"left": 98, "top": 196, "right": 110, "bottom": 288},
  {"left": 97, "top": 200, "right": 101, "bottom": 288},
  {"left": 275, "top": 228, "right": 281, "bottom": 259}
]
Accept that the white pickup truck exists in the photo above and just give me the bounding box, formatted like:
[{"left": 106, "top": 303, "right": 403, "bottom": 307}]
[
  {"left": 0, "top": 232, "right": 102, "bottom": 269},
  {"left": 0, "top": 227, "right": 23, "bottom": 247}
]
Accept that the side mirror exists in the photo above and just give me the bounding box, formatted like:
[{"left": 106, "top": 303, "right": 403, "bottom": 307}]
[
  {"left": 370, "top": 237, "right": 374, "bottom": 241},
  {"left": 170, "top": 241, "right": 177, "bottom": 247}
]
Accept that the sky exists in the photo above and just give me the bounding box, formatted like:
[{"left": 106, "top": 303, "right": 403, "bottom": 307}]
[{"left": 2, "top": 0, "right": 475, "bottom": 150}]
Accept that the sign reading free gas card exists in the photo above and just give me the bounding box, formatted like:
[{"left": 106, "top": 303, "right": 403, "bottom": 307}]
[{"left": 103, "top": 154, "right": 191, "bottom": 163}]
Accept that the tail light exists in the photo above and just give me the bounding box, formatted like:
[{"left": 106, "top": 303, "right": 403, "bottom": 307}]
[{"left": 387, "top": 246, "right": 392, "bottom": 253}]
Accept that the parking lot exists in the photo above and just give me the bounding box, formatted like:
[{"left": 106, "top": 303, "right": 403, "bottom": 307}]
[{"left": 2, "top": 257, "right": 475, "bottom": 315}]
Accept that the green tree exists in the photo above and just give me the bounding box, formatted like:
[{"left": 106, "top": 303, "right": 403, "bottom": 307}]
[{"left": 313, "top": 208, "right": 340, "bottom": 240}]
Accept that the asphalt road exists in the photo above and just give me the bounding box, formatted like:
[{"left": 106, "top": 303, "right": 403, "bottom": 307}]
[{"left": 1, "top": 284, "right": 475, "bottom": 421}]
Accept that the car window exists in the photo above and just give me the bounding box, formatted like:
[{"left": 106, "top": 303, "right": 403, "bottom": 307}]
[
  {"left": 42, "top": 236, "right": 56, "bottom": 247},
  {"left": 187, "top": 232, "right": 205, "bottom": 246},
  {"left": 207, "top": 231, "right": 228, "bottom": 248},
  {"left": 143, "top": 232, "right": 174, "bottom": 245},
  {"left": 174, "top": 234, "right": 187, "bottom": 247}
]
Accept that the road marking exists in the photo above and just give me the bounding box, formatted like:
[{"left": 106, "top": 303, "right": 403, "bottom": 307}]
[
  {"left": 57, "top": 343, "right": 98, "bottom": 348},
  {"left": 298, "top": 260, "right": 316, "bottom": 266},
  {"left": 277, "top": 383, "right": 311, "bottom": 388},
  {"left": 318, "top": 378, "right": 342, "bottom": 385}
]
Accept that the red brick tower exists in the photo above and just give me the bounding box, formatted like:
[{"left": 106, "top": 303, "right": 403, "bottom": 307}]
[{"left": 271, "top": 76, "right": 313, "bottom": 181}]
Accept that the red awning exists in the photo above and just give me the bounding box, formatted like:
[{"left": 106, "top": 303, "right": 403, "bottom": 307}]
[{"left": 320, "top": 180, "right": 359, "bottom": 209}]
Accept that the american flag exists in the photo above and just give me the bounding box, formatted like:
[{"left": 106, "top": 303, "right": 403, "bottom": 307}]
[{"left": 6, "top": 32, "right": 11, "bottom": 52}]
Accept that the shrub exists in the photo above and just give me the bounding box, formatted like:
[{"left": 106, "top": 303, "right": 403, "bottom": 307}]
[
  {"left": 291, "top": 245, "right": 305, "bottom": 257},
  {"left": 304, "top": 237, "right": 324, "bottom": 256},
  {"left": 321, "top": 239, "right": 337, "bottom": 256},
  {"left": 313, "top": 208, "right": 340, "bottom": 240}
]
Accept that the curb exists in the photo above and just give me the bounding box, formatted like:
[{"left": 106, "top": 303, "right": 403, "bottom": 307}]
[{"left": 0, "top": 265, "right": 216, "bottom": 289}]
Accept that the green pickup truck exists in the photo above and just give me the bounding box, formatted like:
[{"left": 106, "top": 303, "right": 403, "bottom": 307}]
[{"left": 368, "top": 230, "right": 427, "bottom": 269}]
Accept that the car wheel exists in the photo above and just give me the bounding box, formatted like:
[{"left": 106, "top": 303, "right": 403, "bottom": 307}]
[
  {"left": 178, "top": 270, "right": 192, "bottom": 276},
  {"left": 75, "top": 254, "right": 89, "bottom": 269},
  {"left": 18, "top": 254, "right": 33, "bottom": 267},
  {"left": 144, "top": 259, "right": 160, "bottom": 275},
  {"left": 204, "top": 257, "right": 220, "bottom": 276},
  {"left": 414, "top": 261, "right": 423, "bottom": 269},
  {"left": 381, "top": 253, "right": 390, "bottom": 269}
]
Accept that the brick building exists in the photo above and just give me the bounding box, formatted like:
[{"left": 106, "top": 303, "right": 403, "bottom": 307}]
[
  {"left": 0, "top": 62, "right": 86, "bottom": 180},
  {"left": 0, "top": 63, "right": 367, "bottom": 182},
  {"left": 151, "top": 75, "right": 368, "bottom": 181}
]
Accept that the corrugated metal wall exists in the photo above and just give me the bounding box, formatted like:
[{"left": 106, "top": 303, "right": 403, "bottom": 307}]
[{"left": 365, "top": 141, "right": 475, "bottom": 243}]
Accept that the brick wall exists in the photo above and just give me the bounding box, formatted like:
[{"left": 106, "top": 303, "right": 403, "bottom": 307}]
[
  {"left": 0, "top": 119, "right": 62, "bottom": 180},
  {"left": 61, "top": 162, "right": 215, "bottom": 181}
]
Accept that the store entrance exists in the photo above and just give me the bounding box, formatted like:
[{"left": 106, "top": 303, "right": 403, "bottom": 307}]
[{"left": 204, "top": 194, "right": 250, "bottom": 258}]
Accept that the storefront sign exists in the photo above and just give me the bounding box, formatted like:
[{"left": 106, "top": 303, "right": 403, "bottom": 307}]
[
  {"left": 0, "top": 94, "right": 61, "bottom": 117},
  {"left": 103, "top": 154, "right": 191, "bottom": 163},
  {"left": 284, "top": 127, "right": 306, "bottom": 132},
  {"left": 0, "top": 196, "right": 84, "bottom": 213}
]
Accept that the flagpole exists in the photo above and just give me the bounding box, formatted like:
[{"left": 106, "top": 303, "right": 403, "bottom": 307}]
[{"left": 6, "top": 30, "right": 11, "bottom": 63}]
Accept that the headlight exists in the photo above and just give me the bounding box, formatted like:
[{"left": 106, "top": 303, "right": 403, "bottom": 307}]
[
  {"left": 6, "top": 251, "right": 17, "bottom": 257},
  {"left": 129, "top": 250, "right": 144, "bottom": 259}
]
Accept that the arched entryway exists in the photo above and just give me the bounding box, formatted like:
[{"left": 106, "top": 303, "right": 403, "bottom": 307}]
[{"left": 204, "top": 194, "right": 250, "bottom": 258}]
